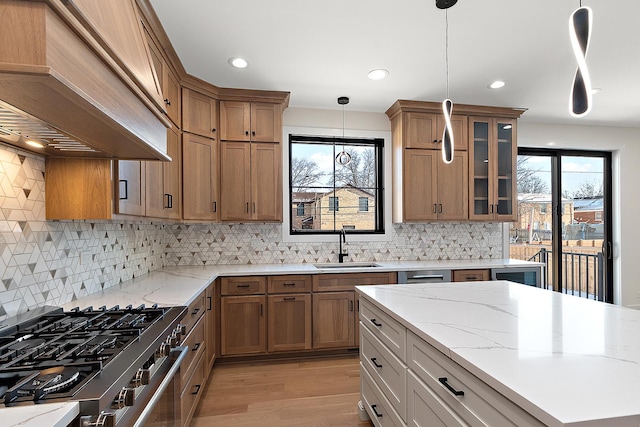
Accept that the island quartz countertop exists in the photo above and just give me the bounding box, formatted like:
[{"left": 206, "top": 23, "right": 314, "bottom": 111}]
[{"left": 356, "top": 281, "right": 640, "bottom": 426}]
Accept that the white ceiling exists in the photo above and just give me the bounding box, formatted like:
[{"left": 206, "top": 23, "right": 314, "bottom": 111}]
[{"left": 149, "top": 0, "right": 640, "bottom": 127}]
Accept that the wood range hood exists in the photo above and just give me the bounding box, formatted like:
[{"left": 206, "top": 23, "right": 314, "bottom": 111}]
[{"left": 0, "top": 0, "right": 171, "bottom": 160}]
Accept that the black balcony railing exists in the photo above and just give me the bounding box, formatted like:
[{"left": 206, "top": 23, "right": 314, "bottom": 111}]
[{"left": 529, "top": 248, "right": 605, "bottom": 301}]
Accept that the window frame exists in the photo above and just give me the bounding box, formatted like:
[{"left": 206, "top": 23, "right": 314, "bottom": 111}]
[
  {"left": 359, "top": 197, "right": 369, "bottom": 212},
  {"left": 288, "top": 134, "right": 384, "bottom": 235}
]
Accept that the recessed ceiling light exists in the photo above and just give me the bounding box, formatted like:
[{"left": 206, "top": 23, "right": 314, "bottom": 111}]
[
  {"left": 228, "top": 57, "right": 249, "bottom": 69},
  {"left": 591, "top": 87, "right": 602, "bottom": 94},
  {"left": 547, "top": 141, "right": 557, "bottom": 146},
  {"left": 368, "top": 69, "right": 389, "bottom": 80},
  {"left": 488, "top": 80, "right": 506, "bottom": 89},
  {"left": 26, "top": 140, "right": 44, "bottom": 148}
]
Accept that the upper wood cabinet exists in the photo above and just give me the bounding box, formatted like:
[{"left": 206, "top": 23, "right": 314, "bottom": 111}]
[
  {"left": 114, "top": 160, "right": 146, "bottom": 216},
  {"left": 403, "top": 149, "right": 468, "bottom": 221},
  {"left": 145, "top": 125, "right": 182, "bottom": 219},
  {"left": 404, "top": 112, "right": 468, "bottom": 151},
  {"left": 145, "top": 27, "right": 181, "bottom": 126},
  {"left": 220, "top": 141, "right": 282, "bottom": 222},
  {"left": 183, "top": 88, "right": 218, "bottom": 139},
  {"left": 45, "top": 159, "right": 112, "bottom": 220},
  {"left": 182, "top": 132, "right": 219, "bottom": 221},
  {"left": 386, "top": 100, "right": 524, "bottom": 223},
  {"left": 220, "top": 101, "right": 282, "bottom": 142},
  {"left": 469, "top": 117, "right": 518, "bottom": 221}
]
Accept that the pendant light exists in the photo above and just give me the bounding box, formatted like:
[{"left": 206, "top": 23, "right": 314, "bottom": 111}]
[
  {"left": 438, "top": 0, "right": 456, "bottom": 164},
  {"left": 335, "top": 96, "right": 351, "bottom": 166},
  {"left": 569, "top": 1, "right": 593, "bottom": 117}
]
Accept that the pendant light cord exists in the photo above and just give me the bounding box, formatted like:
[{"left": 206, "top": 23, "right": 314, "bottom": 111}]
[{"left": 445, "top": 9, "right": 450, "bottom": 98}]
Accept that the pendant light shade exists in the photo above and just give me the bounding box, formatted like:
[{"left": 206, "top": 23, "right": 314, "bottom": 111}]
[
  {"left": 569, "top": 6, "right": 593, "bottom": 117},
  {"left": 336, "top": 96, "right": 351, "bottom": 166},
  {"left": 442, "top": 99, "right": 454, "bottom": 164}
]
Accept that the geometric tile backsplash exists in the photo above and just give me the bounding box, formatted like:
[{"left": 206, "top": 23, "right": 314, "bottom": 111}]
[{"left": 0, "top": 143, "right": 503, "bottom": 320}]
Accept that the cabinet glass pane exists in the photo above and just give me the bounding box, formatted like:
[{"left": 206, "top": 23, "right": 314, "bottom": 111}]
[
  {"left": 473, "top": 121, "right": 490, "bottom": 215},
  {"left": 496, "top": 122, "right": 513, "bottom": 215}
]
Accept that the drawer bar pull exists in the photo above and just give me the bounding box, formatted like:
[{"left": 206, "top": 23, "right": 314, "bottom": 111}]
[
  {"left": 192, "top": 342, "right": 201, "bottom": 352},
  {"left": 283, "top": 283, "right": 296, "bottom": 286},
  {"left": 192, "top": 384, "right": 201, "bottom": 395},
  {"left": 237, "top": 284, "right": 251, "bottom": 288},
  {"left": 284, "top": 297, "right": 296, "bottom": 301},
  {"left": 191, "top": 307, "right": 200, "bottom": 316},
  {"left": 371, "top": 404, "right": 383, "bottom": 418},
  {"left": 370, "top": 319, "right": 382, "bottom": 327},
  {"left": 371, "top": 358, "right": 383, "bottom": 368},
  {"left": 439, "top": 377, "right": 465, "bottom": 396}
]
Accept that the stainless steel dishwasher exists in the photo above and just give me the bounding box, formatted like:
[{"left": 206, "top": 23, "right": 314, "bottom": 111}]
[{"left": 398, "top": 269, "right": 452, "bottom": 283}]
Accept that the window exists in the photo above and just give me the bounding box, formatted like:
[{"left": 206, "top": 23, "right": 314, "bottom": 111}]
[
  {"left": 296, "top": 203, "right": 305, "bottom": 216},
  {"left": 540, "top": 204, "right": 547, "bottom": 214},
  {"left": 289, "top": 134, "right": 384, "bottom": 234},
  {"left": 359, "top": 197, "right": 369, "bottom": 212},
  {"left": 329, "top": 197, "right": 339, "bottom": 212}
]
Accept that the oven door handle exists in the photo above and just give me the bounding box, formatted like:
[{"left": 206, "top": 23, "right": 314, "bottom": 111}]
[{"left": 133, "top": 346, "right": 188, "bottom": 427}]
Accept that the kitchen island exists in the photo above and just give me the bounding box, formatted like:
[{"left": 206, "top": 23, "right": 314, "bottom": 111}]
[{"left": 357, "top": 281, "right": 640, "bottom": 426}]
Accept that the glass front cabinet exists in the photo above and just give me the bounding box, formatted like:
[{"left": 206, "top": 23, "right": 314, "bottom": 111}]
[{"left": 469, "top": 117, "right": 517, "bottom": 221}]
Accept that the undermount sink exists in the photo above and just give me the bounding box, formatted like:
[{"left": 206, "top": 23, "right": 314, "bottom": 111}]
[{"left": 313, "top": 262, "right": 382, "bottom": 269}]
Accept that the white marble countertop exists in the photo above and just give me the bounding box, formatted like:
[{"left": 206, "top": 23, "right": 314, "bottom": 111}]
[
  {"left": 60, "top": 259, "right": 542, "bottom": 310},
  {"left": 5, "top": 402, "right": 79, "bottom": 427},
  {"left": 357, "top": 281, "right": 640, "bottom": 427}
]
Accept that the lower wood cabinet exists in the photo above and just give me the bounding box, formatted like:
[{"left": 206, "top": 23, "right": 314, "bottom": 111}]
[
  {"left": 451, "top": 269, "right": 490, "bottom": 282},
  {"left": 204, "top": 282, "right": 216, "bottom": 370},
  {"left": 220, "top": 295, "right": 267, "bottom": 355},
  {"left": 267, "top": 294, "right": 311, "bottom": 352},
  {"left": 180, "top": 351, "right": 206, "bottom": 427},
  {"left": 312, "top": 291, "right": 355, "bottom": 349}
]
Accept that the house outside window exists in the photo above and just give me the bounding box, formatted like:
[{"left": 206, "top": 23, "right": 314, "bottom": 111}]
[
  {"left": 289, "top": 135, "right": 384, "bottom": 234},
  {"left": 329, "top": 197, "right": 339, "bottom": 212},
  {"left": 359, "top": 197, "right": 369, "bottom": 212}
]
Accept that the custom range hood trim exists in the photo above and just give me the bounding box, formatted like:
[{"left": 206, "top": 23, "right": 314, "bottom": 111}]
[{"left": 0, "top": 0, "right": 171, "bottom": 160}]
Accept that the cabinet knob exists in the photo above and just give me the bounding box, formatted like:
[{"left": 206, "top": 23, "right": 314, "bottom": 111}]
[
  {"left": 164, "top": 98, "right": 171, "bottom": 106},
  {"left": 245, "top": 131, "right": 249, "bottom": 136},
  {"left": 212, "top": 128, "right": 216, "bottom": 132}
]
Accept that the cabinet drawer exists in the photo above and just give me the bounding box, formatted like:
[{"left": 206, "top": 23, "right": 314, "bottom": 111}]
[
  {"left": 180, "top": 315, "right": 206, "bottom": 386},
  {"left": 313, "top": 272, "right": 397, "bottom": 292},
  {"left": 361, "top": 363, "right": 406, "bottom": 427},
  {"left": 180, "top": 351, "right": 206, "bottom": 427},
  {"left": 184, "top": 290, "right": 206, "bottom": 335},
  {"left": 267, "top": 275, "right": 312, "bottom": 293},
  {"left": 407, "top": 370, "right": 466, "bottom": 427},
  {"left": 221, "top": 276, "right": 266, "bottom": 295},
  {"left": 451, "top": 269, "right": 490, "bottom": 282},
  {"left": 407, "top": 332, "right": 543, "bottom": 427},
  {"left": 360, "top": 323, "right": 406, "bottom": 420},
  {"left": 360, "top": 298, "right": 406, "bottom": 360}
]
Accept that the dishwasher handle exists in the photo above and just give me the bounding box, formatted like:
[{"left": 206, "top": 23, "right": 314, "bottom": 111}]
[{"left": 398, "top": 270, "right": 452, "bottom": 283}]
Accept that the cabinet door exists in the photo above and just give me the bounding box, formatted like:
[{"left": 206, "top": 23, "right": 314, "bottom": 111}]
[
  {"left": 220, "top": 141, "right": 251, "bottom": 221},
  {"left": 404, "top": 112, "right": 437, "bottom": 149},
  {"left": 146, "top": 126, "right": 181, "bottom": 219},
  {"left": 182, "top": 132, "right": 218, "bottom": 220},
  {"left": 312, "top": 292, "right": 355, "bottom": 349},
  {"left": 251, "top": 142, "right": 282, "bottom": 221},
  {"left": 469, "top": 117, "right": 492, "bottom": 220},
  {"left": 182, "top": 88, "right": 218, "bottom": 138},
  {"left": 251, "top": 102, "right": 281, "bottom": 142},
  {"left": 164, "top": 68, "right": 181, "bottom": 127},
  {"left": 436, "top": 114, "right": 468, "bottom": 151},
  {"left": 115, "top": 160, "right": 145, "bottom": 216},
  {"left": 205, "top": 283, "right": 216, "bottom": 370},
  {"left": 403, "top": 149, "right": 438, "bottom": 221},
  {"left": 437, "top": 151, "right": 468, "bottom": 220},
  {"left": 494, "top": 118, "right": 517, "bottom": 221},
  {"left": 220, "top": 101, "right": 251, "bottom": 141},
  {"left": 221, "top": 295, "right": 266, "bottom": 355},
  {"left": 267, "top": 294, "right": 311, "bottom": 352}
]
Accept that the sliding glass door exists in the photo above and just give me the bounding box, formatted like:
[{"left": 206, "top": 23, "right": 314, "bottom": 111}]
[{"left": 511, "top": 149, "right": 613, "bottom": 302}]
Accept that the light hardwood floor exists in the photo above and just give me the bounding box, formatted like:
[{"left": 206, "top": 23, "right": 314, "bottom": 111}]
[{"left": 191, "top": 354, "right": 374, "bottom": 427}]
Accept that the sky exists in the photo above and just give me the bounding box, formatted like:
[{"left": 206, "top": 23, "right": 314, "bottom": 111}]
[{"left": 520, "top": 155, "right": 604, "bottom": 196}]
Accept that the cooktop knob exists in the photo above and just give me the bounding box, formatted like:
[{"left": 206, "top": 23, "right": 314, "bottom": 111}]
[
  {"left": 112, "top": 387, "right": 135, "bottom": 409},
  {"left": 157, "top": 341, "right": 171, "bottom": 357},
  {"left": 130, "top": 368, "right": 150, "bottom": 387}
]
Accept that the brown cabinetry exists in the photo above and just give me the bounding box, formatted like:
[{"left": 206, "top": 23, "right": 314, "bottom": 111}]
[
  {"left": 182, "top": 132, "right": 219, "bottom": 220},
  {"left": 403, "top": 149, "right": 468, "bottom": 221},
  {"left": 220, "top": 141, "right": 282, "bottom": 221},
  {"left": 145, "top": 26, "right": 181, "bottom": 126},
  {"left": 145, "top": 125, "right": 182, "bottom": 219},
  {"left": 114, "top": 160, "right": 145, "bottom": 216},
  {"left": 469, "top": 117, "right": 518, "bottom": 221},
  {"left": 452, "top": 269, "right": 491, "bottom": 282},
  {"left": 220, "top": 101, "right": 282, "bottom": 142},
  {"left": 387, "top": 100, "right": 524, "bottom": 223},
  {"left": 268, "top": 293, "right": 312, "bottom": 352},
  {"left": 204, "top": 282, "right": 216, "bottom": 370},
  {"left": 182, "top": 88, "right": 218, "bottom": 139},
  {"left": 312, "top": 272, "right": 397, "bottom": 350},
  {"left": 220, "top": 295, "right": 267, "bottom": 355}
]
